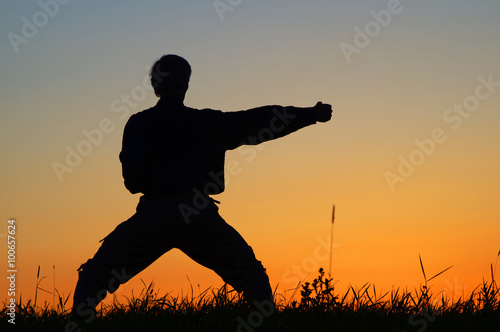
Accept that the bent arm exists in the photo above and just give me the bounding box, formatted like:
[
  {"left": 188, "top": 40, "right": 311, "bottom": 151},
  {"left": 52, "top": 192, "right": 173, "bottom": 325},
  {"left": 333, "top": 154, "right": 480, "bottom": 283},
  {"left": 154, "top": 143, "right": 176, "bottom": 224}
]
[{"left": 119, "top": 115, "right": 150, "bottom": 194}]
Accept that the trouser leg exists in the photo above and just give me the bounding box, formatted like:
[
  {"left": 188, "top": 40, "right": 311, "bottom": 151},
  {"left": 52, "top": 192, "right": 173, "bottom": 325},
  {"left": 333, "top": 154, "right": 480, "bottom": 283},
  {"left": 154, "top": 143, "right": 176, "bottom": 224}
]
[
  {"left": 178, "top": 210, "right": 274, "bottom": 306},
  {"left": 71, "top": 213, "right": 171, "bottom": 322}
]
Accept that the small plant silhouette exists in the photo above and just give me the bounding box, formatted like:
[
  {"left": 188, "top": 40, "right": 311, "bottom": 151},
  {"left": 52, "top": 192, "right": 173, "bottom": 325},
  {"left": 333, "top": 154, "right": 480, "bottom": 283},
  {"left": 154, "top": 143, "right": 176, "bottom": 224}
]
[{"left": 299, "top": 268, "right": 338, "bottom": 309}]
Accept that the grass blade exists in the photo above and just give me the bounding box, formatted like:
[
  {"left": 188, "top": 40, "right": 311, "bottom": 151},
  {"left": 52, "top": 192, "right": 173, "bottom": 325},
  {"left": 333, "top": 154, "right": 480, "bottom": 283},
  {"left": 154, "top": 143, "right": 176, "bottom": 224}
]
[
  {"left": 427, "top": 265, "right": 454, "bottom": 283},
  {"left": 419, "top": 254, "right": 427, "bottom": 282}
]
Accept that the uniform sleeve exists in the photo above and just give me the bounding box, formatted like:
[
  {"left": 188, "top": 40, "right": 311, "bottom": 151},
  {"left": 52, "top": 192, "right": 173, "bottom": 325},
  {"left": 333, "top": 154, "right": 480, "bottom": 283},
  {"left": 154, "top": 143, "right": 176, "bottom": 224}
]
[
  {"left": 119, "top": 114, "right": 150, "bottom": 194},
  {"left": 212, "top": 105, "right": 317, "bottom": 150}
]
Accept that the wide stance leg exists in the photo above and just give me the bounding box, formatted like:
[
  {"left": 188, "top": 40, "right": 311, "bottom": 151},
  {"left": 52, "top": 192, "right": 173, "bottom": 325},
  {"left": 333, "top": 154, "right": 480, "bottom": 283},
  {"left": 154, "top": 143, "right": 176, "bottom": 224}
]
[
  {"left": 178, "top": 211, "right": 274, "bottom": 306},
  {"left": 71, "top": 213, "right": 171, "bottom": 323}
]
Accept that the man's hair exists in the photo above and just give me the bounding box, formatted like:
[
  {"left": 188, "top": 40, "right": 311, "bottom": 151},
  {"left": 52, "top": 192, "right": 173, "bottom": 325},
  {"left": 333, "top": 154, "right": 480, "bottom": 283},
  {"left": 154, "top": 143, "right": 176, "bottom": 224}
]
[{"left": 150, "top": 54, "right": 191, "bottom": 97}]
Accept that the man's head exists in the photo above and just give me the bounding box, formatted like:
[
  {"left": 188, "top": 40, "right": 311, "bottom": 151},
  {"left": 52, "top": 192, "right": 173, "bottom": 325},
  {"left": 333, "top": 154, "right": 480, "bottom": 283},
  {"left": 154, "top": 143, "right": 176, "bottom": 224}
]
[{"left": 150, "top": 54, "right": 191, "bottom": 100}]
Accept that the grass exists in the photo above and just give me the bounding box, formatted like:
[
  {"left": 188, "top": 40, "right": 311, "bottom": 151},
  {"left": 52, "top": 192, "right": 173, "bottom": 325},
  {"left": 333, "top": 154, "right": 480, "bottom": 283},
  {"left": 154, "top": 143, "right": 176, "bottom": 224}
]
[{"left": 2, "top": 257, "right": 500, "bottom": 332}]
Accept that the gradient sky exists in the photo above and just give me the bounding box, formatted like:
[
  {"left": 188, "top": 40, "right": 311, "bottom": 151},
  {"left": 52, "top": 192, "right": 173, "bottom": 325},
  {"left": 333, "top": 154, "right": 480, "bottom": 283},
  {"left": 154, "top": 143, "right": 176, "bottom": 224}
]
[{"left": 1, "top": 0, "right": 499, "bottom": 307}]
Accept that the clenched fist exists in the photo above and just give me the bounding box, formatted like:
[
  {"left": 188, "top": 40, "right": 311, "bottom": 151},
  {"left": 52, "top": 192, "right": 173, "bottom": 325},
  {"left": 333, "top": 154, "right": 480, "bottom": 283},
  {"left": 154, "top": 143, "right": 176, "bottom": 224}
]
[{"left": 314, "top": 102, "right": 333, "bottom": 123}]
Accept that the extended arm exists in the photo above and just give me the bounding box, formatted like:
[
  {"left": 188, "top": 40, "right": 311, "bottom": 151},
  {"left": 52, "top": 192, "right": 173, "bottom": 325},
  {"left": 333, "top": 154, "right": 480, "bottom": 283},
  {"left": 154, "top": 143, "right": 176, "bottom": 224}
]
[{"left": 215, "top": 102, "right": 332, "bottom": 150}]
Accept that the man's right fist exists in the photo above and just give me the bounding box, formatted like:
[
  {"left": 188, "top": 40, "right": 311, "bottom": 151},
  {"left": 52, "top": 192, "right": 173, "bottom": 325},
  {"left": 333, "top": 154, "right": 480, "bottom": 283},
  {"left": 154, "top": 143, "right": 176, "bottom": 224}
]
[{"left": 314, "top": 102, "right": 333, "bottom": 123}]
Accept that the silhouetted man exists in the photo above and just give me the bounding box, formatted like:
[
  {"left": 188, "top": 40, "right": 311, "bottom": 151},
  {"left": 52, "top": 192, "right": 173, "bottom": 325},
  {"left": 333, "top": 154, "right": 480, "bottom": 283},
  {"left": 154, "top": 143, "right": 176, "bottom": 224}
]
[{"left": 71, "top": 54, "right": 332, "bottom": 323}]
